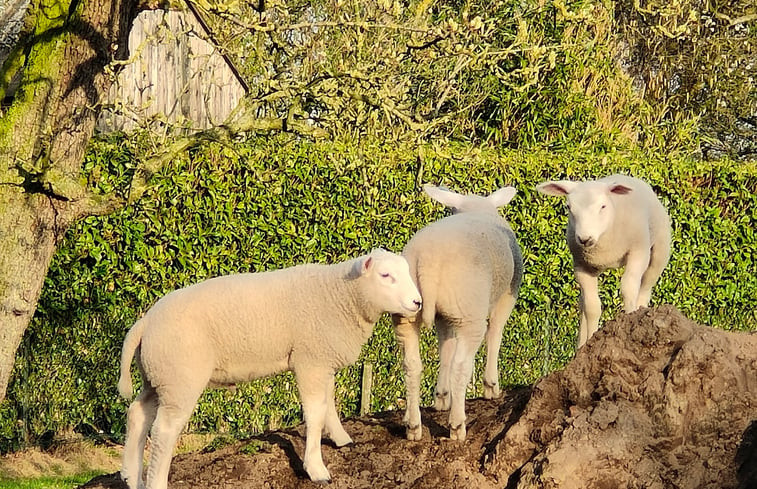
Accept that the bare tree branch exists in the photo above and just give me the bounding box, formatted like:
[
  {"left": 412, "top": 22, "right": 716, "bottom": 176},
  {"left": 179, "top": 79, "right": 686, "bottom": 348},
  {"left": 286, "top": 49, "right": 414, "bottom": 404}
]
[{"left": 127, "top": 108, "right": 328, "bottom": 203}]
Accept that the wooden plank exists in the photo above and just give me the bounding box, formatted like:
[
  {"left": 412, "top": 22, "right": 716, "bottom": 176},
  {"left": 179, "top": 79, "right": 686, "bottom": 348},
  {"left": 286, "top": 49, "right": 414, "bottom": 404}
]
[
  {"left": 360, "top": 363, "right": 374, "bottom": 416},
  {"left": 97, "top": 9, "right": 245, "bottom": 133}
]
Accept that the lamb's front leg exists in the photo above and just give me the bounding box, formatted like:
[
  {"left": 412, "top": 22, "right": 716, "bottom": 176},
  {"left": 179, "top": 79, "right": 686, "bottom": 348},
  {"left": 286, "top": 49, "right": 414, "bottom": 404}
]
[
  {"left": 575, "top": 267, "right": 601, "bottom": 348},
  {"left": 296, "top": 367, "right": 332, "bottom": 482},
  {"left": 392, "top": 314, "right": 424, "bottom": 440}
]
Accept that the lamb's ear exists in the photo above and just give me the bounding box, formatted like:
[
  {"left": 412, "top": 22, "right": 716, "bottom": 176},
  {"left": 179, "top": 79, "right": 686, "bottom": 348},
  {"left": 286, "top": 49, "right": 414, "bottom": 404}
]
[
  {"left": 361, "top": 256, "right": 374, "bottom": 275},
  {"left": 609, "top": 183, "right": 633, "bottom": 195},
  {"left": 487, "top": 186, "right": 517, "bottom": 207},
  {"left": 423, "top": 184, "right": 465, "bottom": 209},
  {"left": 536, "top": 180, "right": 576, "bottom": 197}
]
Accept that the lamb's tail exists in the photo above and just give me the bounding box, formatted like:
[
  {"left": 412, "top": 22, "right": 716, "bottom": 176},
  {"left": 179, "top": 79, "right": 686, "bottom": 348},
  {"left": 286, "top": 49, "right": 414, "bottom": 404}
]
[{"left": 118, "top": 319, "right": 147, "bottom": 400}]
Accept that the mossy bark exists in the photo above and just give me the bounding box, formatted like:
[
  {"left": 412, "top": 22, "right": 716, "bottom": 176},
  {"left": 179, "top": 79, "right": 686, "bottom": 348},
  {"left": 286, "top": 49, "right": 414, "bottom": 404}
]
[{"left": 0, "top": 0, "right": 138, "bottom": 402}]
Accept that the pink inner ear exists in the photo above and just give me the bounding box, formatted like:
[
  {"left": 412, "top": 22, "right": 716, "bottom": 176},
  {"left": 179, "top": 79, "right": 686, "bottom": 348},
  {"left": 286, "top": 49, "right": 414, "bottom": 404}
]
[
  {"left": 610, "top": 184, "right": 633, "bottom": 195},
  {"left": 362, "top": 256, "right": 373, "bottom": 273},
  {"left": 543, "top": 183, "right": 569, "bottom": 196}
]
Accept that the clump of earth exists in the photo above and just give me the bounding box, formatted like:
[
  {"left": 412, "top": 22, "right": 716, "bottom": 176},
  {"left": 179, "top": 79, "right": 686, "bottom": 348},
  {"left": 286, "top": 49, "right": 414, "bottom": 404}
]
[{"left": 81, "top": 306, "right": 757, "bottom": 489}]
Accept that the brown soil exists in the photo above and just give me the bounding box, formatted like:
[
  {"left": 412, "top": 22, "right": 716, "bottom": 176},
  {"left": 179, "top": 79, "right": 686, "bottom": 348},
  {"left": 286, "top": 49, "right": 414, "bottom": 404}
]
[{"left": 79, "top": 306, "right": 757, "bottom": 489}]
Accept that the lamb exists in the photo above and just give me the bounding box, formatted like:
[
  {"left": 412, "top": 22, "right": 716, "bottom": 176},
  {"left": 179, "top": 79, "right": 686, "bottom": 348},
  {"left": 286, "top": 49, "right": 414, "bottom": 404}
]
[
  {"left": 118, "top": 249, "right": 422, "bottom": 489},
  {"left": 392, "top": 185, "right": 523, "bottom": 441},
  {"left": 536, "top": 174, "right": 671, "bottom": 347}
]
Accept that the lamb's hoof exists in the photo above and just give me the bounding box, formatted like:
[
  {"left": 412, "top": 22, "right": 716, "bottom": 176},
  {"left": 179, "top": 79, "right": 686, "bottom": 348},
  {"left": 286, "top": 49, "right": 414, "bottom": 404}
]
[
  {"left": 449, "top": 424, "right": 466, "bottom": 441},
  {"left": 330, "top": 432, "right": 353, "bottom": 448},
  {"left": 305, "top": 463, "right": 332, "bottom": 483},
  {"left": 406, "top": 424, "right": 423, "bottom": 441},
  {"left": 119, "top": 471, "right": 143, "bottom": 489},
  {"left": 483, "top": 382, "right": 501, "bottom": 399}
]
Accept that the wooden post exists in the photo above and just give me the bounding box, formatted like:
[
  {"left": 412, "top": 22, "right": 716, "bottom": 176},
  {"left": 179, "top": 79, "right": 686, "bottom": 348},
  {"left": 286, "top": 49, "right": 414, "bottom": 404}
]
[{"left": 360, "top": 363, "right": 373, "bottom": 416}]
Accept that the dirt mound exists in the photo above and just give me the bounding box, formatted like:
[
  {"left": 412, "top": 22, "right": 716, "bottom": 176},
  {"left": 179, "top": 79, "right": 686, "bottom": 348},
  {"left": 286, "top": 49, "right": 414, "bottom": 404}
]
[
  {"left": 486, "top": 305, "right": 757, "bottom": 489},
  {"left": 79, "top": 306, "right": 757, "bottom": 489}
]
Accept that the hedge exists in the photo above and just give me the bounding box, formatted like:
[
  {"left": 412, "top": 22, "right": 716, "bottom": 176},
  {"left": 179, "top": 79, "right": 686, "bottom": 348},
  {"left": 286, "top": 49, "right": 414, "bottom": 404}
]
[{"left": 1, "top": 136, "right": 755, "bottom": 450}]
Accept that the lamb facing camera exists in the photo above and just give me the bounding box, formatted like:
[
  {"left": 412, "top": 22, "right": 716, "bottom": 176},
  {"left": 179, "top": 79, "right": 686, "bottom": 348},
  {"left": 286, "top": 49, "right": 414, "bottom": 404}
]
[{"left": 536, "top": 174, "right": 672, "bottom": 347}]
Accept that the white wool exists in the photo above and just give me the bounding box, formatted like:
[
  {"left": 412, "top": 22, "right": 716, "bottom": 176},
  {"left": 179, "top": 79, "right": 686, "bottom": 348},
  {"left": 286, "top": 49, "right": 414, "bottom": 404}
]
[
  {"left": 537, "top": 174, "right": 672, "bottom": 347},
  {"left": 393, "top": 184, "right": 523, "bottom": 442},
  {"left": 118, "top": 249, "right": 421, "bottom": 488}
]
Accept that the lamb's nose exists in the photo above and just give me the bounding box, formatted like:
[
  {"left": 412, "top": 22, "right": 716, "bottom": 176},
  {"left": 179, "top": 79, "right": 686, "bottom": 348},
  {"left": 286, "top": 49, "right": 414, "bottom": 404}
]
[
  {"left": 413, "top": 299, "right": 422, "bottom": 310},
  {"left": 578, "top": 236, "right": 595, "bottom": 247}
]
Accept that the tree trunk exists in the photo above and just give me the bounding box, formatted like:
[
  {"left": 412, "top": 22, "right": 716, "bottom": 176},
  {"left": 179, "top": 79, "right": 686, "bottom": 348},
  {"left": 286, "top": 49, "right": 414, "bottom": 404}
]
[
  {"left": 0, "top": 194, "right": 63, "bottom": 403},
  {"left": 0, "top": 0, "right": 138, "bottom": 402}
]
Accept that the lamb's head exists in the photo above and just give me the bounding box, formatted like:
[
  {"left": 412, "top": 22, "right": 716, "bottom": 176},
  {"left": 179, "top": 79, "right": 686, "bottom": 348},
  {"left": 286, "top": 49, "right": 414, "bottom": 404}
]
[
  {"left": 357, "top": 249, "right": 422, "bottom": 317},
  {"left": 423, "top": 184, "right": 517, "bottom": 215},
  {"left": 536, "top": 178, "right": 633, "bottom": 249}
]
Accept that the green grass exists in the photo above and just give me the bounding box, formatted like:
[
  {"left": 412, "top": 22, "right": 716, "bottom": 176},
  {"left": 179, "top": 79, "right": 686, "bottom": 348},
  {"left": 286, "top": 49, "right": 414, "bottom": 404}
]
[{"left": 0, "top": 471, "right": 105, "bottom": 489}]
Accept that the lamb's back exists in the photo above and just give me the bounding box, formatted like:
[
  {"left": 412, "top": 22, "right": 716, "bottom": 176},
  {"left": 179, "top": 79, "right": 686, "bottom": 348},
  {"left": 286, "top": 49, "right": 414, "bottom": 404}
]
[
  {"left": 405, "top": 213, "right": 518, "bottom": 318},
  {"left": 138, "top": 263, "right": 348, "bottom": 383}
]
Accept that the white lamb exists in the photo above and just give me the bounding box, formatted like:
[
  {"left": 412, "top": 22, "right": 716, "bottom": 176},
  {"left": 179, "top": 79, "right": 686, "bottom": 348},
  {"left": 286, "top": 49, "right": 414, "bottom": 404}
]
[
  {"left": 392, "top": 185, "right": 523, "bottom": 441},
  {"left": 536, "top": 174, "right": 671, "bottom": 347},
  {"left": 118, "top": 249, "right": 421, "bottom": 489}
]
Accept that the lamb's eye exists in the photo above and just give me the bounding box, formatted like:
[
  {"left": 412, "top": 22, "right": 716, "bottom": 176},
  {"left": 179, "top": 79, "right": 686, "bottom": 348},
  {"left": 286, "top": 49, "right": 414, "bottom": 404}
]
[
  {"left": 600, "top": 204, "right": 607, "bottom": 210},
  {"left": 380, "top": 273, "right": 396, "bottom": 283}
]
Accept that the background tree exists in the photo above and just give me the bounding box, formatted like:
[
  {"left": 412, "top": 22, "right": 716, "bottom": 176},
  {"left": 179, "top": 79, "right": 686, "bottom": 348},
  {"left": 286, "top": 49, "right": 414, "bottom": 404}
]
[
  {"left": 614, "top": 0, "right": 756, "bottom": 159},
  {"left": 192, "top": 0, "right": 640, "bottom": 146},
  {"left": 0, "top": 0, "right": 143, "bottom": 401}
]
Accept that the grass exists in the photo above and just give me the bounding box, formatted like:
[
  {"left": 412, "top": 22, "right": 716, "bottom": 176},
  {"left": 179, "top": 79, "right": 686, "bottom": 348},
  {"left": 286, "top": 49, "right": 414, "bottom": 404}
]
[
  {"left": 0, "top": 471, "right": 106, "bottom": 489},
  {"left": 0, "top": 438, "right": 120, "bottom": 489}
]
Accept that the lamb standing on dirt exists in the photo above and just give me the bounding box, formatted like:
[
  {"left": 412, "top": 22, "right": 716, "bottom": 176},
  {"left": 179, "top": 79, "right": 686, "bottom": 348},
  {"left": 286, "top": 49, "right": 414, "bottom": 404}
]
[
  {"left": 393, "top": 185, "right": 523, "bottom": 441},
  {"left": 536, "top": 174, "right": 671, "bottom": 347},
  {"left": 118, "top": 249, "right": 422, "bottom": 489}
]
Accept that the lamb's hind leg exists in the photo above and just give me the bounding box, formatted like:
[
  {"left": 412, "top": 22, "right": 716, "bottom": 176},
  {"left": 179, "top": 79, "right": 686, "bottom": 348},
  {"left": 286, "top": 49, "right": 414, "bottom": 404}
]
[
  {"left": 121, "top": 384, "right": 158, "bottom": 489},
  {"left": 620, "top": 249, "right": 651, "bottom": 313},
  {"left": 448, "top": 319, "right": 486, "bottom": 441},
  {"left": 637, "top": 239, "right": 671, "bottom": 308},
  {"left": 434, "top": 317, "right": 456, "bottom": 411},
  {"left": 393, "top": 313, "right": 424, "bottom": 440},
  {"left": 483, "top": 293, "right": 517, "bottom": 399},
  {"left": 145, "top": 381, "right": 206, "bottom": 489}
]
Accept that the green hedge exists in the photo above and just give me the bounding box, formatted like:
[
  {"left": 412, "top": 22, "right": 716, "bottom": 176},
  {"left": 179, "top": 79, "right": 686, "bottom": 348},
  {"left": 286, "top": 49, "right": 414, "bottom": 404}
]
[{"left": 1, "top": 136, "right": 755, "bottom": 450}]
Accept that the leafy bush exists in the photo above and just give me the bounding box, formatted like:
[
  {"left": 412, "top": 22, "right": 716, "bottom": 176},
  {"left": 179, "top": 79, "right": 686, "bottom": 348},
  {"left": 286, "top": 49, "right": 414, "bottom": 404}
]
[
  {"left": 1, "top": 135, "right": 755, "bottom": 451},
  {"left": 614, "top": 0, "right": 757, "bottom": 159}
]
